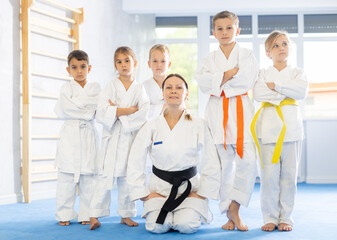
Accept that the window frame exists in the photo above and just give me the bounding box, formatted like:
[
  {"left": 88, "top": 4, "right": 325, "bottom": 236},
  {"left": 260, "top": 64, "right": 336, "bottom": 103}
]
[{"left": 155, "top": 11, "right": 337, "bottom": 116}]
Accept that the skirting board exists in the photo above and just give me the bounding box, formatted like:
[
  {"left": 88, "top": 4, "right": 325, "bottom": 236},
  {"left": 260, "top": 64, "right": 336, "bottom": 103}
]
[
  {"left": 306, "top": 177, "right": 337, "bottom": 184},
  {"left": 0, "top": 193, "right": 23, "bottom": 205},
  {"left": 0, "top": 190, "right": 56, "bottom": 205}
]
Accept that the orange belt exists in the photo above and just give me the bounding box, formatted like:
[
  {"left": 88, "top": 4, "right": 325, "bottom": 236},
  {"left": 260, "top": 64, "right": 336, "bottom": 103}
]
[{"left": 214, "top": 91, "right": 247, "bottom": 159}]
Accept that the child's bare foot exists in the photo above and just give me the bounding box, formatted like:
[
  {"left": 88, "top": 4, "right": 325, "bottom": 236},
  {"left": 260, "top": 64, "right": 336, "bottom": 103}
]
[
  {"left": 222, "top": 219, "right": 235, "bottom": 230},
  {"left": 121, "top": 217, "right": 138, "bottom": 227},
  {"left": 89, "top": 217, "right": 101, "bottom": 230},
  {"left": 261, "top": 223, "right": 276, "bottom": 231},
  {"left": 81, "top": 221, "right": 90, "bottom": 225},
  {"left": 278, "top": 223, "right": 292, "bottom": 231},
  {"left": 227, "top": 201, "right": 248, "bottom": 231},
  {"left": 59, "top": 221, "right": 70, "bottom": 226}
]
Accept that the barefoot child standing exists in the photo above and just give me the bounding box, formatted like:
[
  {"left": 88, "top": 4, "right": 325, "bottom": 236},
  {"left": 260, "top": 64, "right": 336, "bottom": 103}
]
[
  {"left": 195, "top": 10, "right": 259, "bottom": 231},
  {"left": 251, "top": 30, "right": 308, "bottom": 232},
  {"left": 89, "top": 46, "right": 149, "bottom": 230},
  {"left": 55, "top": 50, "right": 101, "bottom": 226}
]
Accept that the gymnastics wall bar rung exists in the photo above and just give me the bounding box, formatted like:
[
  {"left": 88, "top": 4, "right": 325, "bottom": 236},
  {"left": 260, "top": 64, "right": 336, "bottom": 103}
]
[
  {"left": 31, "top": 49, "right": 67, "bottom": 61},
  {"left": 32, "top": 114, "right": 58, "bottom": 119},
  {"left": 38, "top": 0, "right": 82, "bottom": 14},
  {"left": 31, "top": 93, "right": 59, "bottom": 100},
  {"left": 30, "top": 17, "right": 72, "bottom": 36},
  {"left": 31, "top": 71, "right": 72, "bottom": 81},
  {"left": 31, "top": 135, "right": 60, "bottom": 140},
  {"left": 31, "top": 176, "right": 57, "bottom": 183},
  {"left": 31, "top": 28, "right": 76, "bottom": 43},
  {"left": 31, "top": 165, "right": 57, "bottom": 174},
  {"left": 32, "top": 156, "right": 55, "bottom": 161},
  {"left": 31, "top": 6, "right": 75, "bottom": 23}
]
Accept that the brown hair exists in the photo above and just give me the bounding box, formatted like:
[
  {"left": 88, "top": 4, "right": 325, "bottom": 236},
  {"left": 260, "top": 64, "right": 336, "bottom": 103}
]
[
  {"left": 212, "top": 11, "right": 239, "bottom": 29},
  {"left": 114, "top": 46, "right": 137, "bottom": 69},
  {"left": 67, "top": 50, "right": 89, "bottom": 66},
  {"left": 265, "top": 30, "right": 290, "bottom": 52},
  {"left": 162, "top": 73, "right": 192, "bottom": 121},
  {"left": 149, "top": 44, "right": 170, "bottom": 60}
]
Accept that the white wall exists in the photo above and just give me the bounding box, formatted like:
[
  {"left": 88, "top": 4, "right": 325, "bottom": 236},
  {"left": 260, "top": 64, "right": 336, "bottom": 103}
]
[
  {"left": 305, "top": 120, "right": 337, "bottom": 183},
  {"left": 0, "top": 0, "right": 21, "bottom": 205},
  {"left": 0, "top": 0, "right": 155, "bottom": 205}
]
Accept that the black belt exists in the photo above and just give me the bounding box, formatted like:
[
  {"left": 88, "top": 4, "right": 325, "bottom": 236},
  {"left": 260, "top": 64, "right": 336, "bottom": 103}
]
[{"left": 152, "top": 165, "right": 197, "bottom": 224}]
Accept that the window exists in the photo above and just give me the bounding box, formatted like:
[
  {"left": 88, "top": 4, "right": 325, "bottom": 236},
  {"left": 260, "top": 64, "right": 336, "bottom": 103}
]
[
  {"left": 258, "top": 15, "right": 298, "bottom": 34},
  {"left": 155, "top": 16, "right": 198, "bottom": 115},
  {"left": 304, "top": 14, "right": 337, "bottom": 34},
  {"left": 166, "top": 43, "right": 198, "bottom": 115},
  {"left": 155, "top": 13, "right": 337, "bottom": 118},
  {"left": 156, "top": 17, "right": 197, "bottom": 39},
  {"left": 303, "top": 14, "right": 337, "bottom": 117}
]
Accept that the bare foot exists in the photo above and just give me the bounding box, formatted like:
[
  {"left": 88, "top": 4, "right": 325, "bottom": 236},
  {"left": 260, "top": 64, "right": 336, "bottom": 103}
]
[
  {"left": 222, "top": 219, "right": 235, "bottom": 230},
  {"left": 120, "top": 217, "right": 138, "bottom": 227},
  {"left": 278, "top": 223, "right": 292, "bottom": 231},
  {"left": 261, "top": 223, "right": 276, "bottom": 231},
  {"left": 89, "top": 217, "right": 101, "bottom": 230},
  {"left": 227, "top": 201, "right": 248, "bottom": 231},
  {"left": 59, "top": 221, "right": 70, "bottom": 226},
  {"left": 81, "top": 221, "right": 90, "bottom": 225}
]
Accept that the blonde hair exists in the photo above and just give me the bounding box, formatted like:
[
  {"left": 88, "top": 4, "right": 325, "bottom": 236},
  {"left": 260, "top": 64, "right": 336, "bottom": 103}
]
[
  {"left": 149, "top": 44, "right": 170, "bottom": 60},
  {"left": 162, "top": 73, "right": 192, "bottom": 121},
  {"left": 265, "top": 30, "right": 290, "bottom": 52},
  {"left": 212, "top": 11, "right": 239, "bottom": 29},
  {"left": 114, "top": 46, "right": 137, "bottom": 69}
]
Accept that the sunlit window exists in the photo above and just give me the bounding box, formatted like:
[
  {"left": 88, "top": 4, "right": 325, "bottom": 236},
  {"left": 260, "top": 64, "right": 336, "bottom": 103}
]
[
  {"left": 303, "top": 42, "right": 337, "bottom": 83},
  {"left": 166, "top": 43, "right": 198, "bottom": 116},
  {"left": 155, "top": 16, "right": 198, "bottom": 115}
]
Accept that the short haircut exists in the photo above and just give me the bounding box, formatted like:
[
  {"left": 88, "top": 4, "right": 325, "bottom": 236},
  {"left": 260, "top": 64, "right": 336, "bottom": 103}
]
[
  {"left": 265, "top": 30, "right": 290, "bottom": 52},
  {"left": 212, "top": 11, "right": 239, "bottom": 29},
  {"left": 149, "top": 44, "right": 170, "bottom": 60},
  {"left": 114, "top": 46, "right": 137, "bottom": 68},
  {"left": 67, "top": 50, "right": 89, "bottom": 66}
]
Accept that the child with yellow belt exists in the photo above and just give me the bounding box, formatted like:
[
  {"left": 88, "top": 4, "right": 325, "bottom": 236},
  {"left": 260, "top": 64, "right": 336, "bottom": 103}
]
[{"left": 251, "top": 30, "right": 308, "bottom": 232}]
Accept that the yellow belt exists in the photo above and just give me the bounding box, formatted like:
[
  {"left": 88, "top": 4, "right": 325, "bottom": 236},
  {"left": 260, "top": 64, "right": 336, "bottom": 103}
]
[{"left": 250, "top": 98, "right": 298, "bottom": 168}]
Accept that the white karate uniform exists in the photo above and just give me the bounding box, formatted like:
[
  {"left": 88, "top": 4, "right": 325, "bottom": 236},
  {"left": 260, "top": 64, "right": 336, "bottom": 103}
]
[
  {"left": 54, "top": 80, "right": 101, "bottom": 222},
  {"left": 127, "top": 113, "right": 221, "bottom": 234},
  {"left": 194, "top": 43, "right": 259, "bottom": 213},
  {"left": 142, "top": 77, "right": 165, "bottom": 176},
  {"left": 253, "top": 66, "right": 308, "bottom": 226},
  {"left": 143, "top": 77, "right": 164, "bottom": 119},
  {"left": 89, "top": 78, "right": 149, "bottom": 219}
]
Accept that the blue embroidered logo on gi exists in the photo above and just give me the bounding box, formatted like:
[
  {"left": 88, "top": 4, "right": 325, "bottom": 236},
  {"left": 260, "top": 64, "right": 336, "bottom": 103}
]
[{"left": 154, "top": 141, "right": 163, "bottom": 145}]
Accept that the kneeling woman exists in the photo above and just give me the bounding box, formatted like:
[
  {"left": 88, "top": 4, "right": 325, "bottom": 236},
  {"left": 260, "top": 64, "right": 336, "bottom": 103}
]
[{"left": 127, "top": 74, "right": 221, "bottom": 234}]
